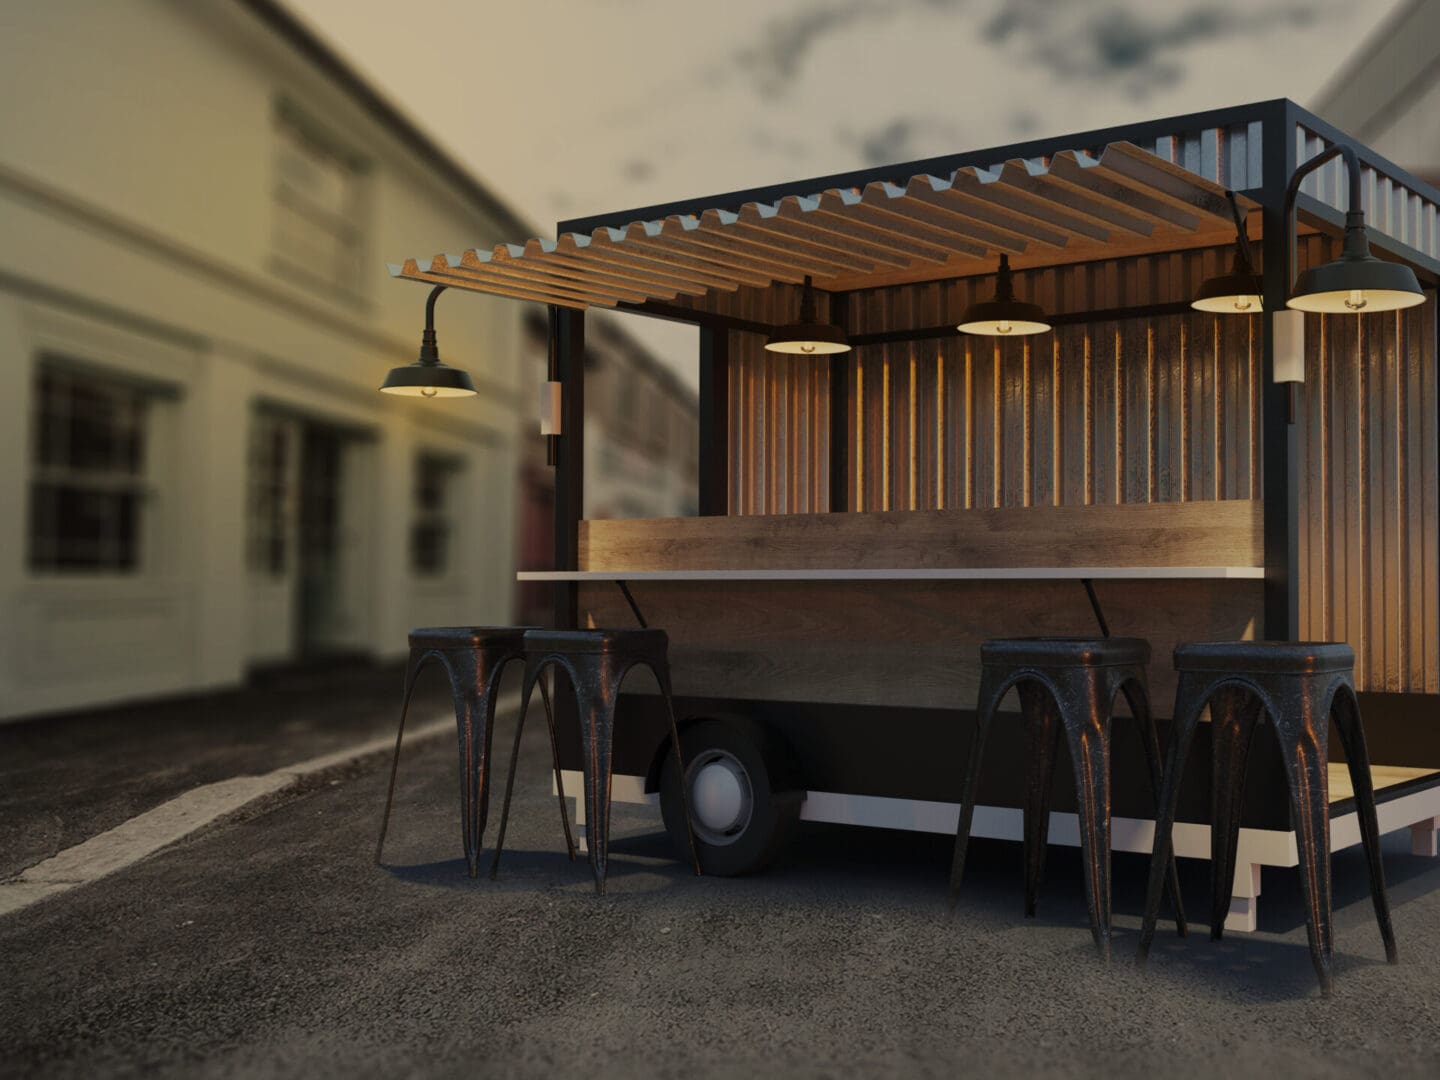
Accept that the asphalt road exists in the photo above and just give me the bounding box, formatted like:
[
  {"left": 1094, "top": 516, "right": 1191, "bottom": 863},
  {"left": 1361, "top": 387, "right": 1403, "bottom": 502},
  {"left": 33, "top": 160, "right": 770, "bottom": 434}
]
[
  {"left": 0, "top": 662, "right": 451, "bottom": 880},
  {"left": 3, "top": 704, "right": 1439, "bottom": 1080}
]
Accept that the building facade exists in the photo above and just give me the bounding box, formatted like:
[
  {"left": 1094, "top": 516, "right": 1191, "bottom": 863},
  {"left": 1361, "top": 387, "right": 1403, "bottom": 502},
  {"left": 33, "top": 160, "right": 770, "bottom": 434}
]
[
  {"left": 0, "top": 0, "right": 556, "bottom": 720},
  {"left": 1311, "top": 0, "right": 1440, "bottom": 183}
]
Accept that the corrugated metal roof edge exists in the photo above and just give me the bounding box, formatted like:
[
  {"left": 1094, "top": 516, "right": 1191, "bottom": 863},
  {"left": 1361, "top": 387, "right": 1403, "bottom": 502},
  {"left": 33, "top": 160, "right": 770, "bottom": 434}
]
[{"left": 555, "top": 99, "right": 1293, "bottom": 238}]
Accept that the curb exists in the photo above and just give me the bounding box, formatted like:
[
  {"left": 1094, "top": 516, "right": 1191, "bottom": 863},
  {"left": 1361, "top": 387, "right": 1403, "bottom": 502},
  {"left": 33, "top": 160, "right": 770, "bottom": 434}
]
[{"left": 0, "top": 694, "right": 519, "bottom": 919}]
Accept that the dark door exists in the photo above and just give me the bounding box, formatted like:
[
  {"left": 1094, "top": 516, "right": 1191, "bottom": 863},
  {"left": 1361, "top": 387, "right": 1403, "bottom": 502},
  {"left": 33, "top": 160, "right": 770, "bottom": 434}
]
[{"left": 297, "top": 423, "right": 344, "bottom": 657}]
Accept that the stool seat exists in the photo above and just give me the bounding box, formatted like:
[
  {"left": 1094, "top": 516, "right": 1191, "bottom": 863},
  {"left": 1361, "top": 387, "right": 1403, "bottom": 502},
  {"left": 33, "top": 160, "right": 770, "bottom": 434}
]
[
  {"left": 1173, "top": 640, "right": 1354, "bottom": 675},
  {"left": 523, "top": 627, "right": 668, "bottom": 656},
  {"left": 407, "top": 626, "right": 534, "bottom": 651},
  {"left": 1138, "top": 639, "right": 1396, "bottom": 996},
  {"left": 376, "top": 625, "right": 572, "bottom": 879},
  {"left": 982, "top": 636, "right": 1150, "bottom": 669},
  {"left": 952, "top": 635, "right": 1184, "bottom": 958},
  {"left": 493, "top": 626, "right": 699, "bottom": 894}
]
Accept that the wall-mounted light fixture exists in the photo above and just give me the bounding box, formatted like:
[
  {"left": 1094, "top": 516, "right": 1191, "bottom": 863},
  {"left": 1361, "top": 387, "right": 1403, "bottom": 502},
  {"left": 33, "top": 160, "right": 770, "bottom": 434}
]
[
  {"left": 1284, "top": 146, "right": 1426, "bottom": 315},
  {"left": 1272, "top": 308, "right": 1305, "bottom": 385},
  {"left": 1193, "top": 192, "right": 1262, "bottom": 314},
  {"left": 957, "top": 254, "right": 1051, "bottom": 336},
  {"left": 764, "top": 275, "right": 851, "bottom": 355},
  {"left": 379, "top": 285, "right": 478, "bottom": 398}
]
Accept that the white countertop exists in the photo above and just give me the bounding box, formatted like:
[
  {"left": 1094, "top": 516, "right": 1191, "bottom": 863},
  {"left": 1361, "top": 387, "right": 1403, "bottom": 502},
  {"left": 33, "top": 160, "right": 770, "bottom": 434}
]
[{"left": 516, "top": 566, "right": 1265, "bottom": 582}]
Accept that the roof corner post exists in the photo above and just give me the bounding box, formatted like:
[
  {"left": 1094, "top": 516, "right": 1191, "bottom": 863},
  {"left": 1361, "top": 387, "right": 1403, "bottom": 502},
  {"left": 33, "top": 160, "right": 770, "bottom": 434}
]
[
  {"left": 1260, "top": 98, "right": 1301, "bottom": 641},
  {"left": 553, "top": 305, "right": 585, "bottom": 630},
  {"left": 697, "top": 325, "right": 730, "bottom": 515},
  {"left": 827, "top": 289, "right": 850, "bottom": 512}
]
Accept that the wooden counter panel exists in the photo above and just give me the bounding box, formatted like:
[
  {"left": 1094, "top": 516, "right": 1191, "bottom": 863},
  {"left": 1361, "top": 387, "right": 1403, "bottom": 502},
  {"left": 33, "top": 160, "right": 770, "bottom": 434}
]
[
  {"left": 579, "top": 499, "right": 1260, "bottom": 573},
  {"left": 578, "top": 578, "right": 1261, "bottom": 711}
]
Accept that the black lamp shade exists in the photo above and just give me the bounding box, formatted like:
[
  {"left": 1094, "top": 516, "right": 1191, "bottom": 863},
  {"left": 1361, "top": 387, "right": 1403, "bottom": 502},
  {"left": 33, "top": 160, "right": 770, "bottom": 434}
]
[
  {"left": 1192, "top": 270, "right": 1263, "bottom": 314},
  {"left": 764, "top": 274, "right": 850, "bottom": 355},
  {"left": 956, "top": 297, "right": 1050, "bottom": 336},
  {"left": 1287, "top": 250, "right": 1425, "bottom": 314},
  {"left": 764, "top": 320, "right": 851, "bottom": 355},
  {"left": 379, "top": 361, "right": 477, "bottom": 398},
  {"left": 957, "top": 253, "right": 1051, "bottom": 336},
  {"left": 1286, "top": 208, "right": 1425, "bottom": 314}
]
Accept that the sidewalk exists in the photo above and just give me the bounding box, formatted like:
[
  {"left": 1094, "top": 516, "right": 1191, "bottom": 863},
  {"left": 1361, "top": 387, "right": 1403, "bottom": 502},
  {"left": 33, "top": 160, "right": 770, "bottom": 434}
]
[{"left": 0, "top": 660, "right": 455, "bottom": 882}]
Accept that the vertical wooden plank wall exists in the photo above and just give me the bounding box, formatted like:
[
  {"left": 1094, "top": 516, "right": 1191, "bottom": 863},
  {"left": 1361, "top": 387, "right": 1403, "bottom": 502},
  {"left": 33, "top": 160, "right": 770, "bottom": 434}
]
[
  {"left": 1295, "top": 239, "right": 1440, "bottom": 693},
  {"left": 842, "top": 247, "right": 1261, "bottom": 512}
]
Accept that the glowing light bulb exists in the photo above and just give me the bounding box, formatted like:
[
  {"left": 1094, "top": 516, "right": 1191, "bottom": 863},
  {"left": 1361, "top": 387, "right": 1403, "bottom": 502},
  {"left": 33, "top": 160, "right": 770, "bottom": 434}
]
[
  {"left": 996, "top": 321, "right": 1012, "bottom": 334},
  {"left": 800, "top": 343, "right": 816, "bottom": 354},
  {"left": 421, "top": 386, "right": 438, "bottom": 398},
  {"left": 1345, "top": 289, "right": 1368, "bottom": 311},
  {"left": 1233, "top": 297, "right": 1253, "bottom": 312}
]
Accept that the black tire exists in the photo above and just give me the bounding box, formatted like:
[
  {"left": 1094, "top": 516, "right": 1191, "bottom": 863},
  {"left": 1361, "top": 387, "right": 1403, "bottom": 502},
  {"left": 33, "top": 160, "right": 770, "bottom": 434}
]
[{"left": 660, "top": 718, "right": 800, "bottom": 876}]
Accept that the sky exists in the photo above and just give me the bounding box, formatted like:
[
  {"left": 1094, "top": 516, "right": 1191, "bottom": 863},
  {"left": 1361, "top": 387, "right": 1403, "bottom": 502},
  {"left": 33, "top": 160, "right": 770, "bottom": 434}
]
[{"left": 285, "top": 0, "right": 1405, "bottom": 389}]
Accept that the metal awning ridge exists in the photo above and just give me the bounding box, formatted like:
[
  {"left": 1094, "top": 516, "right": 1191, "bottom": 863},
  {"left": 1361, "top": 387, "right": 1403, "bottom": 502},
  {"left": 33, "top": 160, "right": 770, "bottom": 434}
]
[{"left": 390, "top": 140, "right": 1255, "bottom": 309}]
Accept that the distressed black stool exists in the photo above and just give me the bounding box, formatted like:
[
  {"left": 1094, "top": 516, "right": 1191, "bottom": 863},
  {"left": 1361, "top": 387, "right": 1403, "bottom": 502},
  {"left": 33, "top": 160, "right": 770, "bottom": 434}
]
[
  {"left": 1137, "top": 641, "right": 1396, "bottom": 996},
  {"left": 490, "top": 628, "right": 701, "bottom": 895},
  {"left": 375, "top": 627, "right": 574, "bottom": 878},
  {"left": 950, "top": 637, "right": 1186, "bottom": 959}
]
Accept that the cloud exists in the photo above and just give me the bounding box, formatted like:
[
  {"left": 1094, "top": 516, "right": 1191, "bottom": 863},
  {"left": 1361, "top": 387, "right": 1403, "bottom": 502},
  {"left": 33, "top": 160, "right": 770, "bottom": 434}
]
[
  {"left": 839, "top": 114, "right": 969, "bottom": 166},
  {"left": 731, "top": 0, "right": 968, "bottom": 100},
  {"left": 982, "top": 1, "right": 1343, "bottom": 99}
]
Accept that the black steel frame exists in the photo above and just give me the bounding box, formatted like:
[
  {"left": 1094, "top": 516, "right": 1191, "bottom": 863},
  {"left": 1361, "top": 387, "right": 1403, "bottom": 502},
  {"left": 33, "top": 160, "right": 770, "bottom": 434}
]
[{"left": 545, "top": 98, "right": 1440, "bottom": 654}]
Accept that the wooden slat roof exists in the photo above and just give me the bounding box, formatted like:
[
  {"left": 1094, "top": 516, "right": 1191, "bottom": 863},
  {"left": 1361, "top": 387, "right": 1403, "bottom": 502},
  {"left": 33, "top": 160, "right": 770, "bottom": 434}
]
[{"left": 391, "top": 141, "right": 1257, "bottom": 309}]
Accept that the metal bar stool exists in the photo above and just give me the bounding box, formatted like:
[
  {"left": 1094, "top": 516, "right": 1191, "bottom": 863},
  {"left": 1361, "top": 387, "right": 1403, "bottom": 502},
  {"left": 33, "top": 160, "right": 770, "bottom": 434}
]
[
  {"left": 491, "top": 628, "right": 701, "bottom": 895},
  {"left": 950, "top": 637, "right": 1187, "bottom": 959},
  {"left": 375, "top": 627, "right": 574, "bottom": 878},
  {"left": 1138, "top": 641, "right": 1396, "bottom": 996}
]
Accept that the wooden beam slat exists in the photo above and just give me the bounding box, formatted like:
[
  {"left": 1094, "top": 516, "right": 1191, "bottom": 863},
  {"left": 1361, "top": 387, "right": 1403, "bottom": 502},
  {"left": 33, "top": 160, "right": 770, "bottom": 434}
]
[
  {"left": 396, "top": 259, "right": 595, "bottom": 309},
  {"left": 729, "top": 208, "right": 887, "bottom": 271},
  {"left": 857, "top": 182, "right": 1029, "bottom": 253},
  {"left": 991, "top": 160, "right": 1156, "bottom": 238}
]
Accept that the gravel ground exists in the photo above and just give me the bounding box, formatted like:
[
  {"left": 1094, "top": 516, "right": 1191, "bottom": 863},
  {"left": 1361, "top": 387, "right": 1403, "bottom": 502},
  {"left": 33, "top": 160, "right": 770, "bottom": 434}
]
[{"left": 2, "top": 702, "right": 1438, "bottom": 1080}]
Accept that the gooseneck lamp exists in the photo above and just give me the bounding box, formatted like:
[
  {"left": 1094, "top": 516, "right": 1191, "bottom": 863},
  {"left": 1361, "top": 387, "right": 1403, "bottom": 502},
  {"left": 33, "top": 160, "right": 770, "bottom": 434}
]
[
  {"left": 1284, "top": 145, "right": 1425, "bottom": 314},
  {"left": 957, "top": 253, "right": 1050, "bottom": 336},
  {"left": 1193, "top": 192, "right": 1262, "bottom": 314},
  {"left": 764, "top": 275, "right": 851, "bottom": 355},
  {"left": 379, "top": 284, "right": 478, "bottom": 398}
]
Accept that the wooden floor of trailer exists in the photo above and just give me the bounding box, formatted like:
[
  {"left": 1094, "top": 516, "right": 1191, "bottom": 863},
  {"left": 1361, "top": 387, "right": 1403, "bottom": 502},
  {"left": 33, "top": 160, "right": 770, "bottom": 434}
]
[{"left": 560, "top": 764, "right": 1440, "bottom": 933}]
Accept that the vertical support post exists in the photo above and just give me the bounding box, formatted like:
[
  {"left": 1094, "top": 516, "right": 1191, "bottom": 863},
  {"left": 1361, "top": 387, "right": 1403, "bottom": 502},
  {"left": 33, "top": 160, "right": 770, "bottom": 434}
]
[
  {"left": 553, "top": 308, "right": 585, "bottom": 630},
  {"left": 697, "top": 326, "right": 729, "bottom": 516},
  {"left": 1261, "top": 101, "right": 1301, "bottom": 641},
  {"left": 828, "top": 290, "right": 850, "bottom": 513}
]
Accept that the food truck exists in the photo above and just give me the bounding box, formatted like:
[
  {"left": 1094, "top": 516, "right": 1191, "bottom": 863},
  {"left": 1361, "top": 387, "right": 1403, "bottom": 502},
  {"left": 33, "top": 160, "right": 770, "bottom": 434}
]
[{"left": 394, "top": 100, "right": 1440, "bottom": 929}]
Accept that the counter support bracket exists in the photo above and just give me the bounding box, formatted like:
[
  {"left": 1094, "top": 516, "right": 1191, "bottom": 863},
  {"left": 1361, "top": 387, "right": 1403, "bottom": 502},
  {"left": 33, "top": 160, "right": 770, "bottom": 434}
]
[
  {"left": 615, "top": 580, "right": 648, "bottom": 629},
  {"left": 1081, "top": 579, "right": 1110, "bottom": 638}
]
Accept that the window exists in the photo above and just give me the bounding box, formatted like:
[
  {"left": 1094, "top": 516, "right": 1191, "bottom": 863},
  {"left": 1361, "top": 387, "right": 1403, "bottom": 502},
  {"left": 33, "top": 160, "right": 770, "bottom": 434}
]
[
  {"left": 271, "top": 100, "right": 369, "bottom": 299},
  {"left": 412, "top": 453, "right": 463, "bottom": 576},
  {"left": 29, "top": 362, "right": 156, "bottom": 572},
  {"left": 247, "top": 411, "right": 295, "bottom": 577}
]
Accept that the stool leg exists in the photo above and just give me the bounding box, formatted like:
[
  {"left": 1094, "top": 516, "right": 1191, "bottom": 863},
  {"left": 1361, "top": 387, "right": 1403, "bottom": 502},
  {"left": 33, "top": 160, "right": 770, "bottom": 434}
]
[
  {"left": 651, "top": 662, "right": 701, "bottom": 876},
  {"left": 1209, "top": 685, "right": 1262, "bottom": 941},
  {"left": 489, "top": 662, "right": 542, "bottom": 880},
  {"left": 950, "top": 669, "right": 1004, "bottom": 908},
  {"left": 1331, "top": 686, "right": 1398, "bottom": 963},
  {"left": 537, "top": 673, "right": 577, "bottom": 862},
  {"left": 1269, "top": 682, "right": 1335, "bottom": 996},
  {"left": 449, "top": 650, "right": 486, "bottom": 881},
  {"left": 1138, "top": 674, "right": 1205, "bottom": 963},
  {"left": 375, "top": 653, "right": 424, "bottom": 866},
  {"left": 556, "top": 655, "right": 623, "bottom": 896},
  {"left": 1059, "top": 672, "right": 1113, "bottom": 960},
  {"left": 1122, "top": 678, "right": 1187, "bottom": 937},
  {"left": 1017, "top": 681, "right": 1061, "bottom": 919}
]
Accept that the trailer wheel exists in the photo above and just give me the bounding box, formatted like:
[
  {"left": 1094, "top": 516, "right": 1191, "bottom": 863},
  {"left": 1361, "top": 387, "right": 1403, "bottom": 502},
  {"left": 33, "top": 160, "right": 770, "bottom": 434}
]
[{"left": 660, "top": 719, "right": 800, "bottom": 876}]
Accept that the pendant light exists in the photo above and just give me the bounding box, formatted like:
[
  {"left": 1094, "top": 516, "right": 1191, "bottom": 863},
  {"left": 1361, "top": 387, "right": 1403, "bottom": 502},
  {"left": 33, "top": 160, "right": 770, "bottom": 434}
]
[
  {"left": 1284, "top": 146, "right": 1425, "bottom": 315},
  {"left": 380, "top": 285, "right": 478, "bottom": 398},
  {"left": 764, "top": 275, "right": 850, "bottom": 355},
  {"left": 957, "top": 254, "right": 1050, "bottom": 336},
  {"left": 1193, "top": 192, "right": 1262, "bottom": 314}
]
